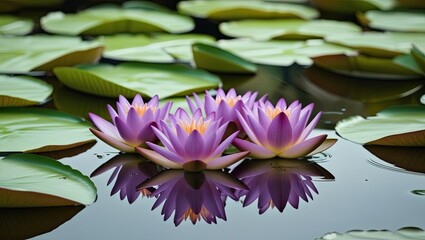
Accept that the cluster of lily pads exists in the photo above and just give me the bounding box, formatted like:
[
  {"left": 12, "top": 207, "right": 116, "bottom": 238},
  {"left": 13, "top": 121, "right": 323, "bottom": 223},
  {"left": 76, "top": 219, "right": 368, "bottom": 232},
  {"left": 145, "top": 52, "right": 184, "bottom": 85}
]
[
  {"left": 89, "top": 89, "right": 337, "bottom": 171},
  {"left": 0, "top": 0, "right": 424, "bottom": 231}
]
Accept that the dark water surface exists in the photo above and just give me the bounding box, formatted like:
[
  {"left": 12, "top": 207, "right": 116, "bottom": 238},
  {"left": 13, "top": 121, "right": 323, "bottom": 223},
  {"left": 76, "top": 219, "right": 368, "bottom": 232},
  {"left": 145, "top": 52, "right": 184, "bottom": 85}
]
[{"left": 25, "top": 64, "right": 425, "bottom": 240}]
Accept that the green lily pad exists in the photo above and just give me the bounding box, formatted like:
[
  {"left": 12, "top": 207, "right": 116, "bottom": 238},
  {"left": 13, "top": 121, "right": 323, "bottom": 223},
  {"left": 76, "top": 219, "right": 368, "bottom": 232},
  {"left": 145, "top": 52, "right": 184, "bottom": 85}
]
[
  {"left": 101, "top": 33, "right": 215, "bottom": 63},
  {"left": 0, "top": 35, "right": 103, "bottom": 74},
  {"left": 358, "top": 11, "right": 425, "bottom": 32},
  {"left": 335, "top": 106, "right": 425, "bottom": 146},
  {"left": 314, "top": 54, "right": 422, "bottom": 79},
  {"left": 311, "top": 0, "right": 396, "bottom": 13},
  {"left": 220, "top": 19, "right": 361, "bottom": 41},
  {"left": 0, "top": 108, "right": 96, "bottom": 152},
  {"left": 0, "top": 153, "right": 96, "bottom": 207},
  {"left": 177, "top": 0, "right": 319, "bottom": 20},
  {"left": 0, "top": 15, "right": 33, "bottom": 35},
  {"left": 41, "top": 5, "right": 194, "bottom": 35},
  {"left": 325, "top": 32, "right": 425, "bottom": 58},
  {"left": 192, "top": 43, "right": 257, "bottom": 73},
  {"left": 318, "top": 227, "right": 425, "bottom": 240},
  {"left": 54, "top": 62, "right": 221, "bottom": 99},
  {"left": 0, "top": 75, "right": 53, "bottom": 107},
  {"left": 0, "top": 206, "right": 84, "bottom": 240},
  {"left": 218, "top": 39, "right": 355, "bottom": 67}
]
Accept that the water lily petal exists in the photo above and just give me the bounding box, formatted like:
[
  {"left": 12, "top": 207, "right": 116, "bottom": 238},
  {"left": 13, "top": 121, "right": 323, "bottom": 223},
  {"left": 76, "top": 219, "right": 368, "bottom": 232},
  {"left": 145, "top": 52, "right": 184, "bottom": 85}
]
[
  {"left": 207, "top": 151, "right": 249, "bottom": 169},
  {"left": 237, "top": 111, "right": 261, "bottom": 144},
  {"left": 280, "top": 135, "right": 327, "bottom": 158},
  {"left": 267, "top": 173, "right": 290, "bottom": 212},
  {"left": 89, "top": 112, "right": 120, "bottom": 138},
  {"left": 147, "top": 95, "right": 159, "bottom": 108},
  {"left": 276, "top": 98, "right": 287, "bottom": 110},
  {"left": 90, "top": 128, "right": 134, "bottom": 152},
  {"left": 136, "top": 147, "right": 182, "bottom": 169},
  {"left": 115, "top": 116, "right": 138, "bottom": 145},
  {"left": 233, "top": 138, "right": 275, "bottom": 159},
  {"left": 185, "top": 130, "right": 205, "bottom": 160},
  {"left": 204, "top": 94, "right": 217, "bottom": 115},
  {"left": 137, "top": 122, "right": 157, "bottom": 143},
  {"left": 126, "top": 108, "right": 143, "bottom": 133},
  {"left": 146, "top": 142, "right": 186, "bottom": 164},
  {"left": 107, "top": 104, "right": 118, "bottom": 123},
  {"left": 210, "top": 131, "right": 239, "bottom": 159},
  {"left": 132, "top": 94, "right": 144, "bottom": 106},
  {"left": 267, "top": 112, "right": 292, "bottom": 152},
  {"left": 300, "top": 112, "right": 321, "bottom": 142},
  {"left": 247, "top": 113, "right": 267, "bottom": 144}
]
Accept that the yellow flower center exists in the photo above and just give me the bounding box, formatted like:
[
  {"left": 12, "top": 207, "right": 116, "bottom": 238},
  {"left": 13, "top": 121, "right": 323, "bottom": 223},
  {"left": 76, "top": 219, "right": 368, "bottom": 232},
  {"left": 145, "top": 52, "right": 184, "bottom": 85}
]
[
  {"left": 183, "top": 206, "right": 211, "bottom": 223},
  {"left": 132, "top": 104, "right": 156, "bottom": 117},
  {"left": 265, "top": 106, "right": 291, "bottom": 120},
  {"left": 179, "top": 118, "right": 210, "bottom": 135},
  {"left": 216, "top": 96, "right": 241, "bottom": 108}
]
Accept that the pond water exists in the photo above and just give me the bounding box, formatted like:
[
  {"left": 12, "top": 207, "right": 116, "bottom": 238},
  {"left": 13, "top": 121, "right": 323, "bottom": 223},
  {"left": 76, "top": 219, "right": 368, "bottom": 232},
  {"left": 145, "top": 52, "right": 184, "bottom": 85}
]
[
  {"left": 5, "top": 63, "right": 417, "bottom": 239},
  {"left": 1, "top": 1, "right": 425, "bottom": 240}
]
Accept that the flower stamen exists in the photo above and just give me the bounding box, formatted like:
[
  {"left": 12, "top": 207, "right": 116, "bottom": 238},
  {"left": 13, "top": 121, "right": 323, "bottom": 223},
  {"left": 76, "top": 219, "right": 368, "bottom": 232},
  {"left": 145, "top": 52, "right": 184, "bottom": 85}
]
[
  {"left": 179, "top": 118, "right": 210, "bottom": 135},
  {"left": 265, "top": 106, "right": 291, "bottom": 120},
  {"left": 216, "top": 96, "right": 242, "bottom": 108}
]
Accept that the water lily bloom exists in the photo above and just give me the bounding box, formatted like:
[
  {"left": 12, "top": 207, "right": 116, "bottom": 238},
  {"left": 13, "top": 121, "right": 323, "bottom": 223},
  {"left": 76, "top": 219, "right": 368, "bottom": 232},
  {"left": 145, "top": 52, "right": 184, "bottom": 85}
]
[
  {"left": 233, "top": 99, "right": 337, "bottom": 159},
  {"left": 137, "top": 170, "right": 247, "bottom": 226},
  {"left": 231, "top": 158, "right": 334, "bottom": 214},
  {"left": 91, "top": 154, "right": 161, "bottom": 204},
  {"left": 136, "top": 108, "right": 249, "bottom": 171},
  {"left": 89, "top": 94, "right": 172, "bottom": 152},
  {"left": 186, "top": 88, "right": 267, "bottom": 135}
]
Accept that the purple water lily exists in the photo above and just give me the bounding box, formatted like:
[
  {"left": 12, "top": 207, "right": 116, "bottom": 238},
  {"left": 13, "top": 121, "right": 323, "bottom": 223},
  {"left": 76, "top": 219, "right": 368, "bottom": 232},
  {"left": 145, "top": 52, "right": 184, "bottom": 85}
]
[
  {"left": 233, "top": 99, "right": 337, "bottom": 159},
  {"left": 91, "top": 154, "right": 161, "bottom": 204},
  {"left": 186, "top": 88, "right": 266, "bottom": 135},
  {"left": 136, "top": 108, "right": 249, "bottom": 172},
  {"left": 231, "top": 158, "right": 334, "bottom": 214},
  {"left": 89, "top": 94, "right": 172, "bottom": 152},
  {"left": 138, "top": 170, "right": 247, "bottom": 226}
]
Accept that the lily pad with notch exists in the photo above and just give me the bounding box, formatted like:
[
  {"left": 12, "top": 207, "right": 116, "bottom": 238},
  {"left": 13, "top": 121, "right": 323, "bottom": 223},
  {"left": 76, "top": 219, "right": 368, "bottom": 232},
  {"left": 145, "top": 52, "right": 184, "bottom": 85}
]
[
  {"left": 335, "top": 105, "right": 425, "bottom": 146},
  {"left": 41, "top": 5, "right": 194, "bottom": 35},
  {"left": 0, "top": 153, "right": 97, "bottom": 207},
  {"left": 0, "top": 75, "right": 53, "bottom": 107},
  {"left": 101, "top": 33, "right": 215, "bottom": 63},
  {"left": 54, "top": 62, "right": 221, "bottom": 99},
  {"left": 220, "top": 19, "right": 361, "bottom": 41},
  {"left": 177, "top": 0, "right": 319, "bottom": 20},
  {"left": 0, "top": 35, "right": 103, "bottom": 74},
  {"left": 0, "top": 107, "right": 96, "bottom": 153}
]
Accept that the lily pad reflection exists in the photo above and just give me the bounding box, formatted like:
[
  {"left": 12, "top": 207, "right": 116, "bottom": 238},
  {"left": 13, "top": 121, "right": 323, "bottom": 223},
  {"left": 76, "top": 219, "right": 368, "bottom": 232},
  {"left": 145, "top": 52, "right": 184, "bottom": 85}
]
[
  {"left": 231, "top": 158, "right": 334, "bottom": 214},
  {"left": 0, "top": 206, "right": 84, "bottom": 240}
]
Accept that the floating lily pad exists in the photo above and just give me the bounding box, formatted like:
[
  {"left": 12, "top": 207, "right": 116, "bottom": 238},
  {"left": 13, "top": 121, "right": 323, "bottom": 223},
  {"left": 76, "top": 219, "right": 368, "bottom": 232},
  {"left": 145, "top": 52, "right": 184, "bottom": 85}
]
[
  {"left": 0, "top": 108, "right": 96, "bottom": 152},
  {"left": 41, "top": 5, "right": 194, "bottom": 35},
  {"left": 0, "top": 15, "right": 33, "bottom": 35},
  {"left": 325, "top": 32, "right": 425, "bottom": 58},
  {"left": 311, "top": 0, "right": 396, "bottom": 13},
  {"left": 358, "top": 11, "right": 425, "bottom": 32},
  {"left": 0, "top": 75, "right": 52, "bottom": 107},
  {"left": 318, "top": 227, "right": 425, "bottom": 240},
  {"left": 218, "top": 39, "right": 355, "bottom": 67},
  {"left": 177, "top": 0, "right": 319, "bottom": 20},
  {"left": 192, "top": 43, "right": 257, "bottom": 73},
  {"left": 314, "top": 54, "right": 422, "bottom": 79},
  {"left": 0, "top": 35, "right": 103, "bottom": 74},
  {"left": 54, "top": 62, "right": 221, "bottom": 99},
  {"left": 0, "top": 153, "right": 97, "bottom": 207},
  {"left": 220, "top": 19, "right": 361, "bottom": 41},
  {"left": 335, "top": 106, "right": 425, "bottom": 146},
  {"left": 0, "top": 206, "right": 84, "bottom": 240},
  {"left": 101, "top": 33, "right": 215, "bottom": 63}
]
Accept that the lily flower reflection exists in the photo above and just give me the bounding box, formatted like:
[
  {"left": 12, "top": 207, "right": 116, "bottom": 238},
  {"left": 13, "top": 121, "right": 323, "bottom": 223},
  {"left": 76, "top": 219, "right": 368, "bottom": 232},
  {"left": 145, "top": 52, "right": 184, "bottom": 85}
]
[
  {"left": 138, "top": 170, "right": 248, "bottom": 226},
  {"left": 186, "top": 88, "right": 267, "bottom": 135},
  {"left": 89, "top": 94, "right": 172, "bottom": 152},
  {"left": 91, "top": 154, "right": 162, "bottom": 204},
  {"left": 231, "top": 158, "right": 334, "bottom": 214},
  {"left": 234, "top": 98, "right": 337, "bottom": 159},
  {"left": 137, "top": 108, "right": 249, "bottom": 172}
]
